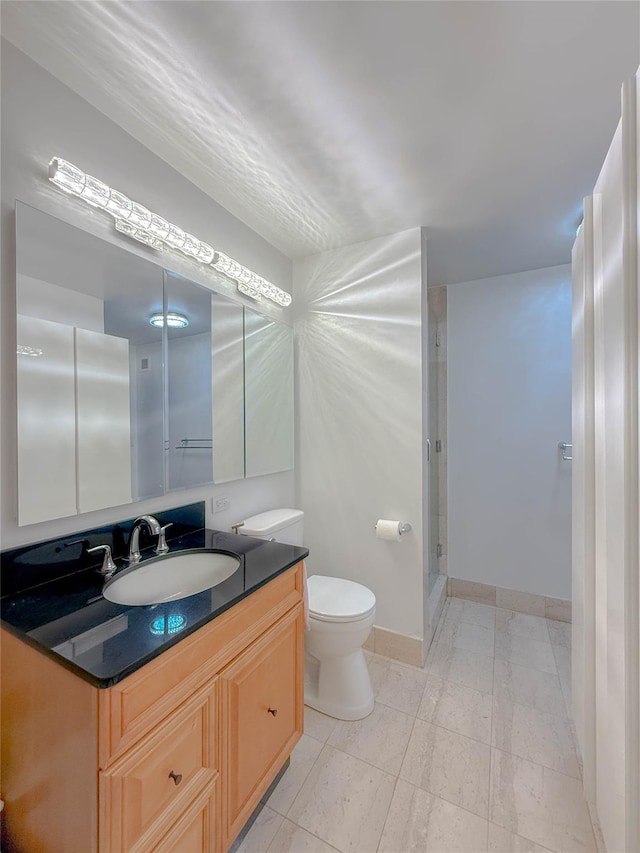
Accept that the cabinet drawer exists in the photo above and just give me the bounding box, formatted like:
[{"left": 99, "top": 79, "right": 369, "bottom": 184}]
[
  {"left": 99, "top": 680, "right": 218, "bottom": 853},
  {"left": 151, "top": 779, "right": 218, "bottom": 853},
  {"left": 221, "top": 604, "right": 304, "bottom": 844},
  {"left": 99, "top": 563, "right": 303, "bottom": 767}
]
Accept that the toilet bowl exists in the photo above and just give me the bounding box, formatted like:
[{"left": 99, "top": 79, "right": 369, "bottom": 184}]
[{"left": 305, "top": 575, "right": 376, "bottom": 721}]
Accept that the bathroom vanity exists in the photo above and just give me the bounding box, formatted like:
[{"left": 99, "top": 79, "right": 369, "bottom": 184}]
[{"left": 1, "top": 515, "right": 308, "bottom": 853}]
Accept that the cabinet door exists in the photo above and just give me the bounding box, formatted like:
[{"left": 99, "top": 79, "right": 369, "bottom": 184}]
[
  {"left": 100, "top": 680, "right": 218, "bottom": 853},
  {"left": 221, "top": 605, "right": 304, "bottom": 845}
]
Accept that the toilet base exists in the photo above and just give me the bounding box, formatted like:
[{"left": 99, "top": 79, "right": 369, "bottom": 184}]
[{"left": 304, "top": 649, "right": 375, "bottom": 721}]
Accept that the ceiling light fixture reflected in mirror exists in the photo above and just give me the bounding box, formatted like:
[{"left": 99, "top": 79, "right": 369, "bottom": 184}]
[
  {"left": 149, "top": 614, "right": 187, "bottom": 636},
  {"left": 48, "top": 156, "right": 292, "bottom": 307},
  {"left": 149, "top": 312, "right": 189, "bottom": 329}
]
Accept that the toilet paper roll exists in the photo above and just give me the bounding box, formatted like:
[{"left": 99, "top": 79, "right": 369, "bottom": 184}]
[{"left": 375, "top": 519, "right": 402, "bottom": 542}]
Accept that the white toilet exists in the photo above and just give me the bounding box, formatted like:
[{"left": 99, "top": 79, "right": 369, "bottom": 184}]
[
  {"left": 305, "top": 575, "right": 376, "bottom": 720},
  {"left": 238, "top": 509, "right": 376, "bottom": 722}
]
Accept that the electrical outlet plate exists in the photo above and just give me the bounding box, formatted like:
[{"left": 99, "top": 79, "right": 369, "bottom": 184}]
[{"left": 212, "top": 496, "right": 230, "bottom": 513}]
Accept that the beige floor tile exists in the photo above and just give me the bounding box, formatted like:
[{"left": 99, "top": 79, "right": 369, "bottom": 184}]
[
  {"left": 490, "top": 749, "right": 596, "bottom": 852},
  {"left": 495, "top": 609, "right": 551, "bottom": 644},
  {"left": 367, "top": 654, "right": 429, "bottom": 715},
  {"left": 236, "top": 806, "right": 284, "bottom": 853},
  {"left": 552, "top": 644, "right": 572, "bottom": 682},
  {"left": 400, "top": 718, "right": 491, "bottom": 818},
  {"left": 590, "top": 808, "right": 607, "bottom": 853},
  {"left": 546, "top": 620, "right": 572, "bottom": 648},
  {"left": 288, "top": 745, "right": 395, "bottom": 853},
  {"left": 418, "top": 675, "right": 492, "bottom": 744},
  {"left": 304, "top": 706, "right": 337, "bottom": 743},
  {"left": 552, "top": 645, "right": 572, "bottom": 715},
  {"left": 266, "top": 734, "right": 324, "bottom": 816},
  {"left": 487, "top": 823, "right": 551, "bottom": 852},
  {"left": 493, "top": 659, "right": 566, "bottom": 718},
  {"left": 438, "top": 618, "right": 495, "bottom": 656},
  {"left": 494, "top": 633, "right": 557, "bottom": 674},
  {"left": 491, "top": 697, "right": 580, "bottom": 778},
  {"left": 379, "top": 779, "right": 488, "bottom": 853},
  {"left": 428, "top": 644, "right": 494, "bottom": 694},
  {"left": 327, "top": 702, "right": 414, "bottom": 774},
  {"left": 267, "top": 820, "right": 340, "bottom": 853},
  {"left": 446, "top": 598, "right": 497, "bottom": 630}
]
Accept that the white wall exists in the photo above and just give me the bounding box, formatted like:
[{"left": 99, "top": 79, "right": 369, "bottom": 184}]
[
  {"left": 448, "top": 265, "right": 572, "bottom": 600},
  {"left": 1, "top": 41, "right": 294, "bottom": 548},
  {"left": 294, "top": 229, "right": 425, "bottom": 639}
]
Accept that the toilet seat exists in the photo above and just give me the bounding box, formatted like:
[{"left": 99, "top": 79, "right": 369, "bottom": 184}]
[{"left": 308, "top": 575, "right": 376, "bottom": 623}]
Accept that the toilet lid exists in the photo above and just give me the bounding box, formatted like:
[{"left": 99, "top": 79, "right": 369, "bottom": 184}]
[{"left": 308, "top": 575, "right": 376, "bottom": 623}]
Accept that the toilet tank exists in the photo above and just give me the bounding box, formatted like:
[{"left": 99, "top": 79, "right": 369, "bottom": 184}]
[{"left": 240, "top": 509, "right": 304, "bottom": 546}]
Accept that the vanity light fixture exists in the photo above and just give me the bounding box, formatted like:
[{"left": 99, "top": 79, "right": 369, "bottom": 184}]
[
  {"left": 149, "top": 312, "right": 189, "bottom": 329},
  {"left": 48, "top": 157, "right": 292, "bottom": 307}
]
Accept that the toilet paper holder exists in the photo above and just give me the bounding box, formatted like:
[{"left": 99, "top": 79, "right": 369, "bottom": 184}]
[{"left": 373, "top": 521, "right": 412, "bottom": 535}]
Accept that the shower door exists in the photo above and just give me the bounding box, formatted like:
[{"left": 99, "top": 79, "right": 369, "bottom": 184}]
[{"left": 427, "top": 287, "right": 447, "bottom": 594}]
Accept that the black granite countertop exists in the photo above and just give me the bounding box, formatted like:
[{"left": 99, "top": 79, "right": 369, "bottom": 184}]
[{"left": 1, "top": 528, "right": 308, "bottom": 688}]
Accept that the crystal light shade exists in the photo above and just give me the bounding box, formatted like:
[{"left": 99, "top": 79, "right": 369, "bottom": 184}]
[
  {"left": 196, "top": 242, "right": 215, "bottom": 264},
  {"left": 164, "top": 224, "right": 187, "bottom": 248},
  {"left": 48, "top": 158, "right": 85, "bottom": 195},
  {"left": 106, "top": 190, "right": 133, "bottom": 219},
  {"left": 182, "top": 233, "right": 202, "bottom": 257},
  {"left": 48, "top": 157, "right": 292, "bottom": 307},
  {"left": 81, "top": 175, "right": 110, "bottom": 208},
  {"left": 237, "top": 281, "right": 261, "bottom": 300},
  {"left": 147, "top": 214, "right": 170, "bottom": 240},
  {"left": 115, "top": 218, "right": 163, "bottom": 249},
  {"left": 128, "top": 203, "right": 152, "bottom": 230}
]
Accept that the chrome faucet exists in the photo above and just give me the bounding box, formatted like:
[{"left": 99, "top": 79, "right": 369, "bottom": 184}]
[{"left": 128, "top": 515, "right": 162, "bottom": 565}]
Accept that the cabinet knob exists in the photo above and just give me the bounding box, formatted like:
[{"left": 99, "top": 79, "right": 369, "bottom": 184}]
[
  {"left": 168, "top": 770, "right": 183, "bottom": 785},
  {"left": 267, "top": 707, "right": 278, "bottom": 716}
]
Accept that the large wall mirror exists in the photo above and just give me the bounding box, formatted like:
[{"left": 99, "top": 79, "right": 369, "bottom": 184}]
[{"left": 15, "top": 202, "right": 293, "bottom": 526}]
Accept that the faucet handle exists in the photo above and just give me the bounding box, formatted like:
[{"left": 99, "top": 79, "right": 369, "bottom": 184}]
[
  {"left": 88, "top": 544, "right": 117, "bottom": 578},
  {"left": 155, "top": 523, "right": 173, "bottom": 556}
]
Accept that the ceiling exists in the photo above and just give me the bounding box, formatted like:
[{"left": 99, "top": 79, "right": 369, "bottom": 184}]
[{"left": 2, "top": 1, "right": 639, "bottom": 285}]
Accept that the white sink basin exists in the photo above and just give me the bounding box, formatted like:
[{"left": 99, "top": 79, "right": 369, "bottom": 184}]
[{"left": 103, "top": 550, "right": 241, "bottom": 606}]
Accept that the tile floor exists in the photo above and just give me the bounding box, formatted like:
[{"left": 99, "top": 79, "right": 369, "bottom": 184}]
[{"left": 239, "top": 597, "right": 596, "bottom": 853}]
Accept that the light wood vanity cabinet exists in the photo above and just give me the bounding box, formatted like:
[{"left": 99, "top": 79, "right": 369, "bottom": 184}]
[{"left": 1, "top": 562, "right": 304, "bottom": 853}]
